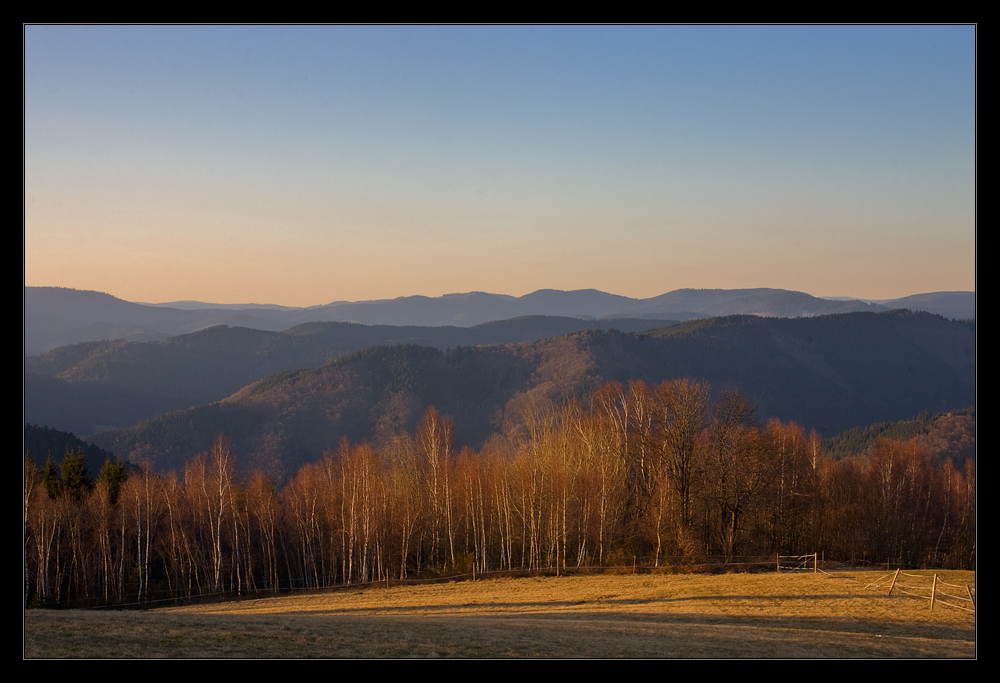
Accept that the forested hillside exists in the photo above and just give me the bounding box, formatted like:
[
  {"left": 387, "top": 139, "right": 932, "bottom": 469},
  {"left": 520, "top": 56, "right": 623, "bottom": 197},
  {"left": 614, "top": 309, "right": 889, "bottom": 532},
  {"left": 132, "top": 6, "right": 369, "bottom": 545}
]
[
  {"left": 824, "top": 409, "right": 976, "bottom": 464},
  {"left": 24, "top": 424, "right": 116, "bottom": 477},
  {"left": 25, "top": 316, "right": 676, "bottom": 436},
  {"left": 88, "top": 310, "right": 974, "bottom": 478}
]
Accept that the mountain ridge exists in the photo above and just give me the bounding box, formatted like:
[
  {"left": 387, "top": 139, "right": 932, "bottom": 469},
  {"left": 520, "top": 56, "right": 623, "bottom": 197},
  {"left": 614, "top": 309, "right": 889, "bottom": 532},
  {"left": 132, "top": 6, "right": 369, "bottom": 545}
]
[{"left": 24, "top": 286, "right": 974, "bottom": 356}]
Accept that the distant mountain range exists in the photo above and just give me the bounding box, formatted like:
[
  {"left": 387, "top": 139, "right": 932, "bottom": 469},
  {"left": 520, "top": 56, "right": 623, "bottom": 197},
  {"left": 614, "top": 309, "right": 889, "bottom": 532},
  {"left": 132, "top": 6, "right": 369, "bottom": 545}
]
[
  {"left": 24, "top": 286, "right": 975, "bottom": 356},
  {"left": 24, "top": 286, "right": 976, "bottom": 479}
]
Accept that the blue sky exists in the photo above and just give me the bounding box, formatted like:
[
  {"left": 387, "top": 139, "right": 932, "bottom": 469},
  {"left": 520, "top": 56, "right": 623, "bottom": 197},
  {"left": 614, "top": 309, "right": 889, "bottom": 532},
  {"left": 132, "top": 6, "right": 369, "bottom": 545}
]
[{"left": 25, "top": 25, "right": 975, "bottom": 306}]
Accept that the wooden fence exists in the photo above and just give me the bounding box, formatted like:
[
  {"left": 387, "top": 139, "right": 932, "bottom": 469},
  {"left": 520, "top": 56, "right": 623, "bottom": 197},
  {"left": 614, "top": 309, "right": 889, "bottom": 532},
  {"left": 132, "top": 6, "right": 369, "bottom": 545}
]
[
  {"left": 776, "top": 553, "right": 818, "bottom": 573},
  {"left": 876, "top": 569, "right": 976, "bottom": 612}
]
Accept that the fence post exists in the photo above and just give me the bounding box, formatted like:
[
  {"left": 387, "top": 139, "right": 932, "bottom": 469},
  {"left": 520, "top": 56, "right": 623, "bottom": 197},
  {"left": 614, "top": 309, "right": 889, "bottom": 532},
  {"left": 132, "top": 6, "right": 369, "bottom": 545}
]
[
  {"left": 930, "top": 574, "right": 937, "bottom": 610},
  {"left": 776, "top": 554, "right": 780, "bottom": 573},
  {"left": 888, "top": 568, "right": 900, "bottom": 596}
]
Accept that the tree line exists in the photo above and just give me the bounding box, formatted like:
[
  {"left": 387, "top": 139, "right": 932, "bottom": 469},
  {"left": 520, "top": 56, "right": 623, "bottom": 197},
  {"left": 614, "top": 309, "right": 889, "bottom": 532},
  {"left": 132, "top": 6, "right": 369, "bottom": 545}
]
[{"left": 24, "top": 379, "right": 975, "bottom": 607}]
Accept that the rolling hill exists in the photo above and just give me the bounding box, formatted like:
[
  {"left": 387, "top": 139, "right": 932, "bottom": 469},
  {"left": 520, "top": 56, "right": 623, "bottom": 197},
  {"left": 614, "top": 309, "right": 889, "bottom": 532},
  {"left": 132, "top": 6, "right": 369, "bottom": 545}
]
[{"left": 86, "top": 310, "right": 975, "bottom": 478}]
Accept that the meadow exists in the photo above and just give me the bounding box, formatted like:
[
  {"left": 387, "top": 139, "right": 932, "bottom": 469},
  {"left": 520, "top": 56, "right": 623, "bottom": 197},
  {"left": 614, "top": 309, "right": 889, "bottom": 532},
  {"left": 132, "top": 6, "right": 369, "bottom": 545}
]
[{"left": 24, "top": 569, "right": 975, "bottom": 658}]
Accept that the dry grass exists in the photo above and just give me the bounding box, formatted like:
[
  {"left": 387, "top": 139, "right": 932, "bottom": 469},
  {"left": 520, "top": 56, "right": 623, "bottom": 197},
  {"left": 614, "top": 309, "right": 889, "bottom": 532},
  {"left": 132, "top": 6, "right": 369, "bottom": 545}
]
[{"left": 24, "top": 569, "right": 976, "bottom": 658}]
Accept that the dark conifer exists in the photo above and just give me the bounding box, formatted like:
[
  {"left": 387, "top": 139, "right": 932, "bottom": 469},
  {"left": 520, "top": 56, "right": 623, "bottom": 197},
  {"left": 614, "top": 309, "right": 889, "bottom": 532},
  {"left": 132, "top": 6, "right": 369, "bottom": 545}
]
[
  {"left": 97, "top": 457, "right": 128, "bottom": 505},
  {"left": 59, "top": 447, "right": 92, "bottom": 501},
  {"left": 40, "top": 453, "right": 60, "bottom": 499}
]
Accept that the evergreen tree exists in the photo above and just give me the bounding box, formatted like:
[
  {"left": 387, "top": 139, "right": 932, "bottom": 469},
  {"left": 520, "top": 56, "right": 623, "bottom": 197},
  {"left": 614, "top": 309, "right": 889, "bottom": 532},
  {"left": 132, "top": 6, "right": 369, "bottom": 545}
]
[
  {"left": 97, "top": 457, "right": 128, "bottom": 505},
  {"left": 40, "top": 453, "right": 60, "bottom": 499},
  {"left": 59, "top": 447, "right": 92, "bottom": 501}
]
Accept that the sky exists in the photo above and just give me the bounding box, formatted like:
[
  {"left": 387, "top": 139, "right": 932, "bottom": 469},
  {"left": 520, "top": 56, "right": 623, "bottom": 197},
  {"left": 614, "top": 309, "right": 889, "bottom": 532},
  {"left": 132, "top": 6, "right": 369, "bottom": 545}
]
[{"left": 24, "top": 25, "right": 975, "bottom": 307}]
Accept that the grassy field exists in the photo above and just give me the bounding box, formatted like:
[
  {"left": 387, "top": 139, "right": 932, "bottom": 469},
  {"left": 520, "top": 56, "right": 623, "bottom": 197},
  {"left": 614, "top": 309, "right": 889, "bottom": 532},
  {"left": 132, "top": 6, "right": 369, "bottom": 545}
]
[{"left": 24, "top": 569, "right": 976, "bottom": 658}]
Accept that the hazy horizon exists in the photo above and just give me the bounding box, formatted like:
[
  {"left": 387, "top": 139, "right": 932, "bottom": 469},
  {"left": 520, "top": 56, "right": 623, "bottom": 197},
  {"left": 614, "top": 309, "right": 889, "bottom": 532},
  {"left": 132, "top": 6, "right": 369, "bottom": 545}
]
[
  {"left": 25, "top": 26, "right": 975, "bottom": 307},
  {"left": 27, "top": 282, "right": 974, "bottom": 311}
]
